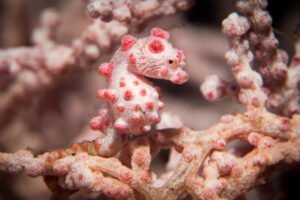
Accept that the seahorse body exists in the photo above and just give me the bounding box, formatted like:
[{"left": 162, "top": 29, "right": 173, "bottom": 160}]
[{"left": 90, "top": 28, "right": 188, "bottom": 135}]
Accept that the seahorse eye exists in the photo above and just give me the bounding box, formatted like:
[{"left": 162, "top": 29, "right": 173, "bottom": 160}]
[{"left": 168, "top": 60, "right": 174, "bottom": 64}]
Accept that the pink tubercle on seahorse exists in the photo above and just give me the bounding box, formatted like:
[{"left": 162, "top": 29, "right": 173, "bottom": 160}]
[{"left": 90, "top": 28, "right": 189, "bottom": 135}]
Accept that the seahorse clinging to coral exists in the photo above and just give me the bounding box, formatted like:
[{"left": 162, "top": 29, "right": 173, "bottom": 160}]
[{"left": 89, "top": 28, "right": 188, "bottom": 155}]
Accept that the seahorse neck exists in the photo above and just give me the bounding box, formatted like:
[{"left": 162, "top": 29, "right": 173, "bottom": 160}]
[{"left": 109, "top": 51, "right": 139, "bottom": 87}]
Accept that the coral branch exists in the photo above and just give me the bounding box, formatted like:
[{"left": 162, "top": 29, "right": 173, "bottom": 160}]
[
  {"left": 84, "top": 0, "right": 193, "bottom": 24},
  {"left": 236, "top": 0, "right": 289, "bottom": 89}
]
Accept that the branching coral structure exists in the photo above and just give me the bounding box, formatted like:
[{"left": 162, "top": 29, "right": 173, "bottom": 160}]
[
  {"left": 85, "top": 0, "right": 192, "bottom": 23},
  {"left": 1, "top": 0, "right": 300, "bottom": 199}
]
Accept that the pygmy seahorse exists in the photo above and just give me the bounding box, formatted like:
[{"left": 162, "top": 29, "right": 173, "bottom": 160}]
[{"left": 90, "top": 28, "right": 188, "bottom": 135}]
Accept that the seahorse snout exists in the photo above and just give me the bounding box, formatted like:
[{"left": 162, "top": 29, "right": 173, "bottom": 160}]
[{"left": 170, "top": 70, "right": 189, "bottom": 84}]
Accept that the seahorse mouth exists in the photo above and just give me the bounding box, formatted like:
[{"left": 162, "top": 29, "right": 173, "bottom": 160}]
[{"left": 170, "top": 71, "right": 189, "bottom": 84}]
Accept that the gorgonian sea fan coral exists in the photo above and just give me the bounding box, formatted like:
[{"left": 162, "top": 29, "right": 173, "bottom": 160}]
[{"left": 1, "top": 0, "right": 300, "bottom": 199}]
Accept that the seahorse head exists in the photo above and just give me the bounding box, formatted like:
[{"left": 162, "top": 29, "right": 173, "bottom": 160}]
[{"left": 120, "top": 28, "right": 189, "bottom": 84}]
